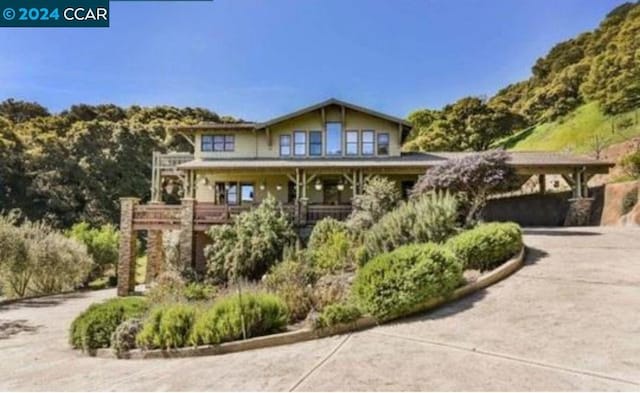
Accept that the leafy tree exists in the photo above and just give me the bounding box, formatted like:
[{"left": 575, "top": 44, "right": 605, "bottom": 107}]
[
  {"left": 0, "top": 98, "right": 49, "bottom": 123},
  {"left": 412, "top": 150, "right": 516, "bottom": 226},
  {"left": 405, "top": 97, "right": 525, "bottom": 152},
  {"left": 67, "top": 222, "right": 119, "bottom": 282}
]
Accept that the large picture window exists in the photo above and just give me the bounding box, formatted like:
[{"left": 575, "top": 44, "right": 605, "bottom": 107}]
[
  {"left": 202, "top": 135, "right": 234, "bottom": 152},
  {"left": 346, "top": 130, "right": 359, "bottom": 155},
  {"left": 326, "top": 122, "right": 342, "bottom": 156},
  {"left": 309, "top": 131, "right": 322, "bottom": 156},
  {"left": 362, "top": 130, "right": 374, "bottom": 155},
  {"left": 377, "top": 133, "right": 390, "bottom": 155},
  {"left": 294, "top": 131, "right": 306, "bottom": 156},
  {"left": 280, "top": 135, "right": 291, "bottom": 156}
]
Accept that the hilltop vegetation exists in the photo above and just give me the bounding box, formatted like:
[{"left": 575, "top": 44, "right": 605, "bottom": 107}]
[
  {"left": 498, "top": 102, "right": 640, "bottom": 154},
  {"left": 406, "top": 1, "right": 640, "bottom": 153},
  {"left": 0, "top": 99, "right": 237, "bottom": 228}
]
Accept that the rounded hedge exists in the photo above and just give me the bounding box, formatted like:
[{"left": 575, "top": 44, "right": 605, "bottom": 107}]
[
  {"left": 315, "top": 302, "right": 362, "bottom": 329},
  {"left": 352, "top": 243, "right": 462, "bottom": 320},
  {"left": 190, "top": 292, "right": 289, "bottom": 346},
  {"left": 136, "top": 303, "right": 198, "bottom": 349},
  {"left": 445, "top": 222, "right": 522, "bottom": 271},
  {"left": 69, "top": 297, "right": 147, "bottom": 353}
]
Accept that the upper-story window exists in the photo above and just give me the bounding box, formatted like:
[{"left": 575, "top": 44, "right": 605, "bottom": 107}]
[
  {"left": 377, "top": 133, "right": 390, "bottom": 155},
  {"left": 280, "top": 135, "right": 291, "bottom": 156},
  {"left": 346, "top": 130, "right": 359, "bottom": 155},
  {"left": 294, "top": 131, "right": 306, "bottom": 156},
  {"left": 362, "top": 130, "right": 375, "bottom": 156},
  {"left": 202, "top": 135, "right": 234, "bottom": 152},
  {"left": 309, "top": 131, "right": 322, "bottom": 156},
  {"left": 326, "top": 122, "right": 342, "bottom": 156}
]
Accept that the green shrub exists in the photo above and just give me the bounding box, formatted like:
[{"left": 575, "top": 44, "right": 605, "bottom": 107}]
[
  {"left": 136, "top": 303, "right": 197, "bottom": 349},
  {"left": 145, "top": 271, "right": 186, "bottom": 304},
  {"left": 264, "top": 258, "right": 314, "bottom": 322},
  {"left": 190, "top": 292, "right": 289, "bottom": 346},
  {"left": 110, "top": 318, "right": 142, "bottom": 356},
  {"left": 622, "top": 188, "right": 638, "bottom": 214},
  {"left": 183, "top": 282, "right": 217, "bottom": 302},
  {"left": 308, "top": 217, "right": 349, "bottom": 250},
  {"left": 359, "top": 192, "right": 459, "bottom": 264},
  {"left": 67, "top": 222, "right": 119, "bottom": 282},
  {"left": 352, "top": 243, "right": 462, "bottom": 320},
  {"left": 69, "top": 297, "right": 147, "bottom": 352},
  {"left": 309, "top": 230, "right": 356, "bottom": 275},
  {"left": 445, "top": 222, "right": 523, "bottom": 271},
  {"left": 205, "top": 195, "right": 296, "bottom": 283},
  {"left": 0, "top": 216, "right": 92, "bottom": 299},
  {"left": 620, "top": 150, "right": 640, "bottom": 179},
  {"left": 347, "top": 176, "right": 401, "bottom": 232},
  {"left": 315, "top": 303, "right": 362, "bottom": 329}
]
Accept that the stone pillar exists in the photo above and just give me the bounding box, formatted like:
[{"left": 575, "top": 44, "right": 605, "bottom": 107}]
[
  {"left": 145, "top": 230, "right": 164, "bottom": 283},
  {"left": 179, "top": 198, "right": 195, "bottom": 270},
  {"left": 117, "top": 198, "right": 139, "bottom": 296},
  {"left": 564, "top": 197, "right": 594, "bottom": 226}
]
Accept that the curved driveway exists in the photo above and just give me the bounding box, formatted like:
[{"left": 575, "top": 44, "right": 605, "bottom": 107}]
[{"left": 1, "top": 227, "right": 639, "bottom": 391}]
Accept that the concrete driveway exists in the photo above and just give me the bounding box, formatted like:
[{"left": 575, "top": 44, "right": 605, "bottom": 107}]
[{"left": 1, "top": 227, "right": 639, "bottom": 391}]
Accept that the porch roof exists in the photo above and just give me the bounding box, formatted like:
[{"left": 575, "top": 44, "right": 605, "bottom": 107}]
[{"left": 176, "top": 152, "right": 614, "bottom": 173}]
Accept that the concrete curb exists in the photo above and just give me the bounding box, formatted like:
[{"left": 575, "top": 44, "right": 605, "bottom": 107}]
[{"left": 96, "top": 246, "right": 526, "bottom": 360}]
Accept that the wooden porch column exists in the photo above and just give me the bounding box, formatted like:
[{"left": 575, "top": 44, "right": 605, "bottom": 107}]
[
  {"left": 117, "top": 197, "right": 139, "bottom": 296},
  {"left": 179, "top": 198, "right": 195, "bottom": 270},
  {"left": 538, "top": 174, "right": 546, "bottom": 194},
  {"left": 574, "top": 168, "right": 583, "bottom": 198}
]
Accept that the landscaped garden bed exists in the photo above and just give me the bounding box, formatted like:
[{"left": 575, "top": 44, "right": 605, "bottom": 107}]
[{"left": 68, "top": 151, "right": 527, "bottom": 359}]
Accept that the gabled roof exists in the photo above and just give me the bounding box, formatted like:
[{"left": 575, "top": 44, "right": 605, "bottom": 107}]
[
  {"left": 255, "top": 98, "right": 412, "bottom": 130},
  {"left": 169, "top": 98, "right": 413, "bottom": 141}
]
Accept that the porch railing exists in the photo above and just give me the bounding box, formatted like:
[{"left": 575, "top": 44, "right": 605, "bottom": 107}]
[
  {"left": 132, "top": 204, "right": 182, "bottom": 230},
  {"left": 131, "top": 202, "right": 352, "bottom": 231},
  {"left": 307, "top": 205, "right": 352, "bottom": 223}
]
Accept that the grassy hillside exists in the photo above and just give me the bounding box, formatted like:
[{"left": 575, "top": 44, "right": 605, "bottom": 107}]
[{"left": 498, "top": 102, "right": 640, "bottom": 154}]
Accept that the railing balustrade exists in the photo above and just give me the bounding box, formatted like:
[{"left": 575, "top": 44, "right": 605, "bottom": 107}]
[{"left": 131, "top": 202, "right": 353, "bottom": 230}]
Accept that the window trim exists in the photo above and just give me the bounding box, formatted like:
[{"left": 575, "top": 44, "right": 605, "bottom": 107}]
[
  {"left": 345, "top": 130, "right": 359, "bottom": 156},
  {"left": 377, "top": 132, "right": 390, "bottom": 156},
  {"left": 293, "top": 130, "right": 307, "bottom": 157},
  {"left": 361, "top": 130, "right": 375, "bottom": 156},
  {"left": 201, "top": 134, "right": 235, "bottom": 152},
  {"left": 308, "top": 130, "right": 323, "bottom": 156},
  {"left": 279, "top": 134, "right": 291, "bottom": 157}
]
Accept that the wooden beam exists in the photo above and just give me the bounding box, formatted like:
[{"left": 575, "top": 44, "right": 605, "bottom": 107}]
[{"left": 178, "top": 132, "right": 196, "bottom": 148}]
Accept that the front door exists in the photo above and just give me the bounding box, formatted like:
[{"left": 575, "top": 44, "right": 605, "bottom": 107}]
[{"left": 323, "top": 182, "right": 341, "bottom": 205}]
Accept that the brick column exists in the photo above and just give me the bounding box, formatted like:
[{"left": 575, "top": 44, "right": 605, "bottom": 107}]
[
  {"left": 146, "top": 230, "right": 164, "bottom": 283},
  {"left": 564, "top": 197, "right": 594, "bottom": 226},
  {"left": 117, "top": 197, "right": 139, "bottom": 296},
  {"left": 179, "top": 198, "right": 195, "bottom": 270}
]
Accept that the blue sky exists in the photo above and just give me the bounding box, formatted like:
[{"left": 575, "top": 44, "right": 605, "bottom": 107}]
[{"left": 0, "top": 0, "right": 626, "bottom": 120}]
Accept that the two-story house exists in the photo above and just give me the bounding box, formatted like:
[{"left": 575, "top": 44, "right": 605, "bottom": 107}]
[{"left": 116, "top": 98, "right": 613, "bottom": 295}]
